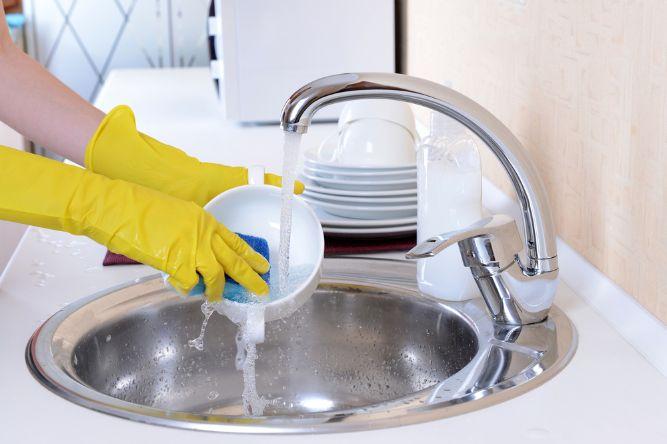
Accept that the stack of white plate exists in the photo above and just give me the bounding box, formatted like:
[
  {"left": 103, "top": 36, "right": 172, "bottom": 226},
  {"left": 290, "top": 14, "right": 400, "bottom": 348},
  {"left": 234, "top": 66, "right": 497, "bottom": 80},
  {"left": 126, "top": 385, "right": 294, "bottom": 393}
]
[{"left": 300, "top": 150, "right": 418, "bottom": 238}]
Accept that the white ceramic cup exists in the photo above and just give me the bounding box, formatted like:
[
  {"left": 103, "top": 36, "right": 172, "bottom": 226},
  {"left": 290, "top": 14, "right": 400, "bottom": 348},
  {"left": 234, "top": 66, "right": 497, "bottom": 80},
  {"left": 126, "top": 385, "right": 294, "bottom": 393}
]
[
  {"left": 164, "top": 166, "right": 324, "bottom": 325},
  {"left": 337, "top": 99, "right": 418, "bottom": 139},
  {"left": 337, "top": 119, "right": 416, "bottom": 167},
  {"left": 318, "top": 100, "right": 417, "bottom": 168}
]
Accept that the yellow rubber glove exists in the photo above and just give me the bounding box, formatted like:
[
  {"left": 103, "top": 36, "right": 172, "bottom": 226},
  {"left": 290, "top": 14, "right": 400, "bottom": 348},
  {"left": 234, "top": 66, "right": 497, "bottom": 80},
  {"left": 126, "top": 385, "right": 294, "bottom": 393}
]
[
  {"left": 0, "top": 146, "right": 269, "bottom": 300},
  {"left": 84, "top": 105, "right": 304, "bottom": 207}
]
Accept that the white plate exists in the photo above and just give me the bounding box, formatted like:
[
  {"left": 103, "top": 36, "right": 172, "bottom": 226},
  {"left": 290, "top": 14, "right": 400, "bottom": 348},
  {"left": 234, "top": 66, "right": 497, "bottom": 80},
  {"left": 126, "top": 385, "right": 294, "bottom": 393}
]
[
  {"left": 303, "top": 165, "right": 417, "bottom": 181},
  {"left": 311, "top": 205, "right": 417, "bottom": 227},
  {"left": 303, "top": 190, "right": 417, "bottom": 205},
  {"left": 304, "top": 148, "right": 416, "bottom": 172},
  {"left": 303, "top": 177, "right": 417, "bottom": 197},
  {"left": 301, "top": 173, "right": 417, "bottom": 191},
  {"left": 323, "top": 224, "right": 417, "bottom": 238},
  {"left": 304, "top": 196, "right": 417, "bottom": 220}
]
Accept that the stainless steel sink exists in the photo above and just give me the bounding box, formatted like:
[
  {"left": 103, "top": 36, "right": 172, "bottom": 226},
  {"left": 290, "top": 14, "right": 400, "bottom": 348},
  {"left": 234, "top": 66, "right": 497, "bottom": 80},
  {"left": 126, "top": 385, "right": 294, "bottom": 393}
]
[{"left": 27, "top": 257, "right": 576, "bottom": 433}]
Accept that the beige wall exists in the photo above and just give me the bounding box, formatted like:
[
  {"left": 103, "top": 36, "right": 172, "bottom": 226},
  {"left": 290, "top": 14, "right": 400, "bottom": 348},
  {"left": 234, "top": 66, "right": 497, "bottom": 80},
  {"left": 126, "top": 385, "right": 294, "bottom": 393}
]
[{"left": 402, "top": 0, "right": 666, "bottom": 322}]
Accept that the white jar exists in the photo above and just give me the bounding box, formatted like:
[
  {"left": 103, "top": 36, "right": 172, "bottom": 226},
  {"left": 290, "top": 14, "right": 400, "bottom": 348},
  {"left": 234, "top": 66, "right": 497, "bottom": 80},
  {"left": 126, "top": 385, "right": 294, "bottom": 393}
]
[{"left": 416, "top": 112, "right": 482, "bottom": 301}]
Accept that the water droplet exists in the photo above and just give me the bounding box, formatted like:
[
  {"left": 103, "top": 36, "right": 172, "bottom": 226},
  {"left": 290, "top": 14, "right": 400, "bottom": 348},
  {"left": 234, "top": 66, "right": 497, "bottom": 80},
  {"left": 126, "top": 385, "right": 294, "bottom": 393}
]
[{"left": 525, "top": 428, "right": 551, "bottom": 440}]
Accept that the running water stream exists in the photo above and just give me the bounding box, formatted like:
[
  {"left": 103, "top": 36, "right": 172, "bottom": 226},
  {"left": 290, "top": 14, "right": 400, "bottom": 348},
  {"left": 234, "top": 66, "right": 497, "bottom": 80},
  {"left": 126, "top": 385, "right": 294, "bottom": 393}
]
[
  {"left": 234, "top": 305, "right": 268, "bottom": 415},
  {"left": 278, "top": 132, "right": 303, "bottom": 293},
  {"left": 187, "top": 133, "right": 304, "bottom": 416}
]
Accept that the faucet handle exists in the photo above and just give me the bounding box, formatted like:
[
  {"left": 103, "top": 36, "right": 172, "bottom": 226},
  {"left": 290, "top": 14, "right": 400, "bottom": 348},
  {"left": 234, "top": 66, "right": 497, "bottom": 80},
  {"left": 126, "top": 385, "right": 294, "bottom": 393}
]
[{"left": 406, "top": 214, "right": 523, "bottom": 270}]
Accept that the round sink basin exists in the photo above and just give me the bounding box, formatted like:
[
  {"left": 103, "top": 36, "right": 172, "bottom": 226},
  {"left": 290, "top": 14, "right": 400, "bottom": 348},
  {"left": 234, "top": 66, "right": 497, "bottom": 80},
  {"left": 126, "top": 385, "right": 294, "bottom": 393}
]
[{"left": 27, "top": 258, "right": 576, "bottom": 433}]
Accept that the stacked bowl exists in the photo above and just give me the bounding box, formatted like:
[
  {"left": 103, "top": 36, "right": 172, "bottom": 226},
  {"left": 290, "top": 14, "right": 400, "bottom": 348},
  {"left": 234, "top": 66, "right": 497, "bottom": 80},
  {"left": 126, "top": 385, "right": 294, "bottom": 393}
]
[{"left": 300, "top": 100, "right": 418, "bottom": 238}]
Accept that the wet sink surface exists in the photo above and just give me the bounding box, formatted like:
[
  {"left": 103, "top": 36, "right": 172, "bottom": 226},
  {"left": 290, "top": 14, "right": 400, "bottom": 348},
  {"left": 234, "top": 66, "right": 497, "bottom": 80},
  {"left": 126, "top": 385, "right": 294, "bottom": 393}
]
[
  {"left": 27, "top": 258, "right": 576, "bottom": 433},
  {"left": 72, "top": 286, "right": 477, "bottom": 415}
]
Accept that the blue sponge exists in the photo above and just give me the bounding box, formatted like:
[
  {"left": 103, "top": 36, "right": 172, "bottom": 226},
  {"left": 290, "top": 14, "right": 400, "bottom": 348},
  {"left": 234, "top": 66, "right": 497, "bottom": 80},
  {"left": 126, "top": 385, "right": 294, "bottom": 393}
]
[{"left": 188, "top": 232, "right": 270, "bottom": 302}]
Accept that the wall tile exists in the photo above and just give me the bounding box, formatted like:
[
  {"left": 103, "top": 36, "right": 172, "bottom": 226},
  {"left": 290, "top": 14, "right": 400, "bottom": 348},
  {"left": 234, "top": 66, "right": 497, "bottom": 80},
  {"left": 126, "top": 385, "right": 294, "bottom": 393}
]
[{"left": 404, "top": 0, "right": 667, "bottom": 323}]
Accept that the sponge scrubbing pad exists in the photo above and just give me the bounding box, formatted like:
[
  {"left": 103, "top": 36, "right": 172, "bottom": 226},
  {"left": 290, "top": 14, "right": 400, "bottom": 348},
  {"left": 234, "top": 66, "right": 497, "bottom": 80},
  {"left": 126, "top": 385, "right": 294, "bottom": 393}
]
[{"left": 189, "top": 233, "right": 270, "bottom": 302}]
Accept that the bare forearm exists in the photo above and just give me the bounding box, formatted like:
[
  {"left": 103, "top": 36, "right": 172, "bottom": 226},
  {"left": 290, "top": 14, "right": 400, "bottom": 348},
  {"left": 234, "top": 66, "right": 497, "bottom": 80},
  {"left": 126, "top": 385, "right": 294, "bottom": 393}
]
[{"left": 0, "top": 10, "right": 103, "bottom": 164}]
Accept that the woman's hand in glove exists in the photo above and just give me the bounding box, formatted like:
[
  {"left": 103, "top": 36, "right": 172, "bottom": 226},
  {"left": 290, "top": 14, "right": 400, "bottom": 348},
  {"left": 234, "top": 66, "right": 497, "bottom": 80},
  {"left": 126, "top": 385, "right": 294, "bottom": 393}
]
[
  {"left": 0, "top": 146, "right": 269, "bottom": 301},
  {"left": 85, "top": 105, "right": 304, "bottom": 207}
]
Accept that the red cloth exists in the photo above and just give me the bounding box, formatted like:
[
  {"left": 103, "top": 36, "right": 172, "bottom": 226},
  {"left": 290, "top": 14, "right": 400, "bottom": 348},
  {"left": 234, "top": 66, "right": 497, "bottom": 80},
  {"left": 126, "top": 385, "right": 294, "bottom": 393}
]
[
  {"left": 323, "top": 234, "right": 416, "bottom": 255},
  {"left": 103, "top": 234, "right": 416, "bottom": 266},
  {"left": 103, "top": 251, "right": 140, "bottom": 266}
]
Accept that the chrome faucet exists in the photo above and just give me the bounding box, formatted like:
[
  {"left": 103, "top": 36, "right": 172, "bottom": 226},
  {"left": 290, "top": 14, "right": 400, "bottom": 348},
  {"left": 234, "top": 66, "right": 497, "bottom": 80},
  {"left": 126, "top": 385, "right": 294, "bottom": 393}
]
[{"left": 281, "top": 73, "right": 558, "bottom": 325}]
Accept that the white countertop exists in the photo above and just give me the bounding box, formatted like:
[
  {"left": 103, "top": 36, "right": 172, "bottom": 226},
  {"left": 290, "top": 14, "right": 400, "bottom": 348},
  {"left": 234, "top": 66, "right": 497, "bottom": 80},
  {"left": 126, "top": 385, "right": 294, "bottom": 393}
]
[{"left": 0, "top": 68, "right": 665, "bottom": 444}]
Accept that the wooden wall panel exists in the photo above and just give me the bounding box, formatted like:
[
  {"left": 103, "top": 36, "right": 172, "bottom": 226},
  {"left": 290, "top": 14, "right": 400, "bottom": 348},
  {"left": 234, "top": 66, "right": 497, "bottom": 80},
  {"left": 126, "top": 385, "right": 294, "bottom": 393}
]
[{"left": 403, "top": 0, "right": 666, "bottom": 322}]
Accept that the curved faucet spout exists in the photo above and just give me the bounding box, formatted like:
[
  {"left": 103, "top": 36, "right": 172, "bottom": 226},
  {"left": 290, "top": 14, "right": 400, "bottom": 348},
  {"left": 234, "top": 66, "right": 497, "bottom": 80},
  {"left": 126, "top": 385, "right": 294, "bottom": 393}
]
[{"left": 281, "top": 73, "right": 558, "bottom": 323}]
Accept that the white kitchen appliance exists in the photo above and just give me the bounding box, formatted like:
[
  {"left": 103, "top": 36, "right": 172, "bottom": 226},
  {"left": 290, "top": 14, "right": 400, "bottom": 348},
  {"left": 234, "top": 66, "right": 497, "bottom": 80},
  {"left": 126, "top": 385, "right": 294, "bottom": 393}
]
[{"left": 208, "top": 0, "right": 395, "bottom": 123}]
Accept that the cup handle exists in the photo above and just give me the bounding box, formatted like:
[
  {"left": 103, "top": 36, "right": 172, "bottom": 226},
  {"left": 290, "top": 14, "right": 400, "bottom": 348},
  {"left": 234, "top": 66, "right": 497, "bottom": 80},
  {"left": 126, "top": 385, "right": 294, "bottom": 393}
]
[
  {"left": 317, "top": 130, "right": 340, "bottom": 163},
  {"left": 248, "top": 165, "right": 265, "bottom": 185}
]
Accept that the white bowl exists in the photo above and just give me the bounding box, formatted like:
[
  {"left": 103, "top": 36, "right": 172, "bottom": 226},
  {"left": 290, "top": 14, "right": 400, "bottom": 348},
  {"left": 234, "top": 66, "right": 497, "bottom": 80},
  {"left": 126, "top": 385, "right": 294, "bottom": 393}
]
[{"left": 201, "top": 166, "right": 324, "bottom": 322}]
